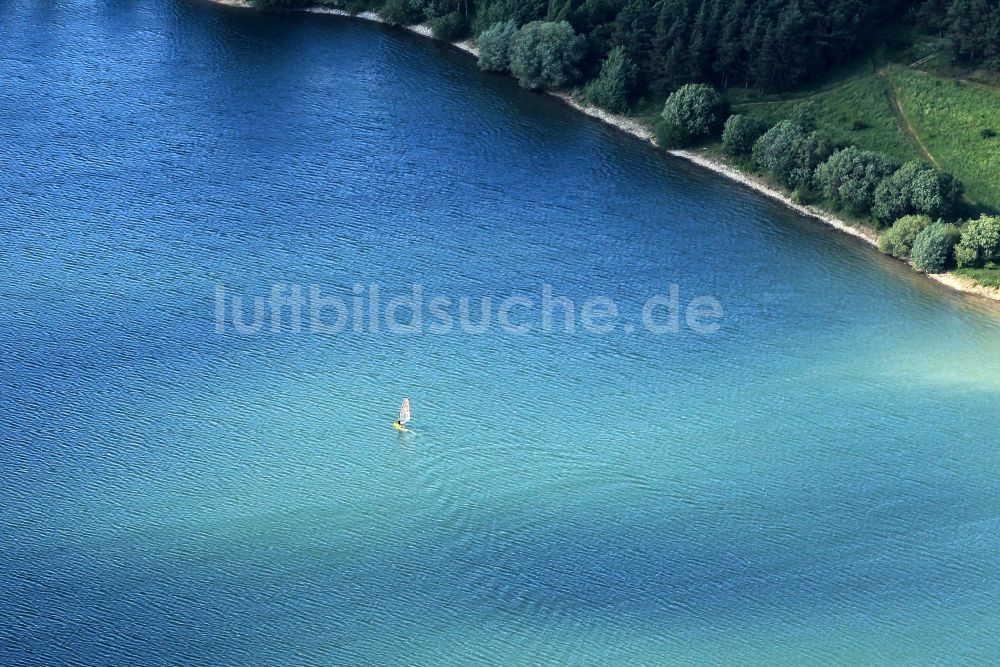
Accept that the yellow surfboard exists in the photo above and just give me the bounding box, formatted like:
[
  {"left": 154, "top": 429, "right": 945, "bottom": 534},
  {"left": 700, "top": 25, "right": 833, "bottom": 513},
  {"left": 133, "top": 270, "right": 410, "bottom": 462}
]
[{"left": 393, "top": 398, "right": 411, "bottom": 431}]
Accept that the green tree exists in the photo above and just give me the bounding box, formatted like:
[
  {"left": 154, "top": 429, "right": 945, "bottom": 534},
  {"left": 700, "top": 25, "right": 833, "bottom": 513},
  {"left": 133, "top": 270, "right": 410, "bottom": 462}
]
[
  {"left": 508, "top": 20, "right": 587, "bottom": 89},
  {"left": 484, "top": 0, "right": 909, "bottom": 94},
  {"left": 721, "top": 114, "right": 769, "bottom": 156},
  {"left": 946, "top": 0, "right": 1000, "bottom": 68},
  {"left": 878, "top": 215, "right": 932, "bottom": 260},
  {"left": 477, "top": 20, "right": 518, "bottom": 72},
  {"left": 753, "top": 119, "right": 833, "bottom": 189},
  {"left": 773, "top": 0, "right": 810, "bottom": 84},
  {"left": 753, "top": 121, "right": 802, "bottom": 185},
  {"left": 788, "top": 130, "right": 835, "bottom": 190},
  {"left": 911, "top": 222, "right": 962, "bottom": 273},
  {"left": 714, "top": 0, "right": 746, "bottom": 88},
  {"left": 651, "top": 0, "right": 694, "bottom": 91},
  {"left": 431, "top": 12, "right": 470, "bottom": 41},
  {"left": 954, "top": 214, "right": 1000, "bottom": 268},
  {"left": 546, "top": 0, "right": 573, "bottom": 22},
  {"left": 612, "top": 0, "right": 658, "bottom": 89},
  {"left": 658, "top": 83, "right": 728, "bottom": 147},
  {"left": 585, "top": 46, "right": 638, "bottom": 112},
  {"left": 910, "top": 166, "right": 964, "bottom": 219},
  {"left": 380, "top": 0, "right": 425, "bottom": 26},
  {"left": 872, "top": 161, "right": 964, "bottom": 226},
  {"left": 815, "top": 147, "right": 901, "bottom": 216}
]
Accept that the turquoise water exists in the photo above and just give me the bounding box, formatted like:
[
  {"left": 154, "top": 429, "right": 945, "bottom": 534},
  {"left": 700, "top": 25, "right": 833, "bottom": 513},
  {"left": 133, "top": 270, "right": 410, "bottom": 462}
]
[{"left": 2, "top": 1, "right": 1000, "bottom": 664}]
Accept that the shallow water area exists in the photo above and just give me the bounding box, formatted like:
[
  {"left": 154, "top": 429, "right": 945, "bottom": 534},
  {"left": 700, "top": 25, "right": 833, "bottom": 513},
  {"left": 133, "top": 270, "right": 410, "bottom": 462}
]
[{"left": 2, "top": 1, "right": 1000, "bottom": 664}]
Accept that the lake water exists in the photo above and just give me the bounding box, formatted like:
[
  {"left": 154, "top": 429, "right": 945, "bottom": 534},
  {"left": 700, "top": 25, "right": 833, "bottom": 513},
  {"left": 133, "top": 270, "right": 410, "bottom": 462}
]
[{"left": 2, "top": 1, "right": 1000, "bottom": 664}]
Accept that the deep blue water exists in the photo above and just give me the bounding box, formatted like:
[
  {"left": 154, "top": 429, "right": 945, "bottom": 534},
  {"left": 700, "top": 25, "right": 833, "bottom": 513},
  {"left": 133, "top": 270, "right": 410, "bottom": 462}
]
[{"left": 2, "top": 1, "right": 1000, "bottom": 664}]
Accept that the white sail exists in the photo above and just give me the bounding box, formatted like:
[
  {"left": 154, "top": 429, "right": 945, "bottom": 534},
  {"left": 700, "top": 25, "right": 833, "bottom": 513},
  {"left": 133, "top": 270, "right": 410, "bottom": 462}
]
[{"left": 398, "top": 398, "right": 411, "bottom": 424}]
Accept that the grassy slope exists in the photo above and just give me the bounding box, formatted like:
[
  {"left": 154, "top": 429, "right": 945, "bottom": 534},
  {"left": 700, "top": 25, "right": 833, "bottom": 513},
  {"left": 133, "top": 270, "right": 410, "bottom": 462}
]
[
  {"left": 731, "top": 70, "right": 919, "bottom": 163},
  {"left": 730, "top": 65, "right": 1000, "bottom": 213},
  {"left": 885, "top": 66, "right": 1000, "bottom": 212},
  {"left": 726, "top": 56, "right": 1000, "bottom": 288}
]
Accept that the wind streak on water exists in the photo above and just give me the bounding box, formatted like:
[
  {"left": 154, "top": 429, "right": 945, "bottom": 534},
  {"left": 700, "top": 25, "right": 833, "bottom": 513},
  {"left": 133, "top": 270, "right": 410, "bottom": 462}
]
[{"left": 2, "top": 0, "right": 1000, "bottom": 665}]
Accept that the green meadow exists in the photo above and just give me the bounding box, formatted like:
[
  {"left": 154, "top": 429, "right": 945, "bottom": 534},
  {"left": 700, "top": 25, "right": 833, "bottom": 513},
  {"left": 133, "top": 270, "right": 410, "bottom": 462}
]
[
  {"left": 731, "top": 71, "right": 918, "bottom": 163},
  {"left": 730, "top": 66, "right": 1000, "bottom": 214},
  {"left": 886, "top": 67, "right": 1000, "bottom": 212}
]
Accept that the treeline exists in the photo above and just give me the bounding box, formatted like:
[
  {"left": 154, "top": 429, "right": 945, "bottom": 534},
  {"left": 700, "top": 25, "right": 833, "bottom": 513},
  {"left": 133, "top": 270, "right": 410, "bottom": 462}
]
[
  {"left": 918, "top": 0, "right": 1000, "bottom": 70},
  {"left": 250, "top": 0, "right": 1000, "bottom": 274},
  {"left": 658, "top": 84, "right": 1000, "bottom": 274},
  {"left": 471, "top": 0, "right": 905, "bottom": 92},
  {"left": 258, "top": 0, "right": 1000, "bottom": 86},
  {"left": 260, "top": 0, "right": 911, "bottom": 92},
  {"left": 604, "top": 0, "right": 901, "bottom": 92}
]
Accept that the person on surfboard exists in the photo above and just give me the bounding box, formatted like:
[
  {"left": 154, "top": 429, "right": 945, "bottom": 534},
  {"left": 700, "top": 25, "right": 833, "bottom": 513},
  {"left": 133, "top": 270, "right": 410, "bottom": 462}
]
[{"left": 393, "top": 398, "right": 411, "bottom": 431}]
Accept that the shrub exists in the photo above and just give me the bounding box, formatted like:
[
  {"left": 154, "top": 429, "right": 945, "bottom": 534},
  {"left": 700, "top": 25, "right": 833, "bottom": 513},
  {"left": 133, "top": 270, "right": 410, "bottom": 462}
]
[
  {"left": 753, "top": 121, "right": 802, "bottom": 184},
  {"left": 878, "top": 215, "right": 932, "bottom": 259},
  {"left": 721, "top": 114, "right": 769, "bottom": 157},
  {"left": 954, "top": 215, "right": 1000, "bottom": 268},
  {"left": 585, "top": 46, "right": 637, "bottom": 113},
  {"left": 911, "top": 168, "right": 963, "bottom": 219},
  {"left": 815, "top": 147, "right": 900, "bottom": 216},
  {"left": 753, "top": 120, "right": 833, "bottom": 190},
  {"left": 658, "top": 84, "right": 728, "bottom": 148},
  {"left": 477, "top": 20, "right": 518, "bottom": 72},
  {"left": 911, "top": 222, "right": 962, "bottom": 273},
  {"left": 380, "top": 0, "right": 424, "bottom": 26},
  {"left": 653, "top": 117, "right": 684, "bottom": 147},
  {"left": 431, "top": 12, "right": 469, "bottom": 41},
  {"left": 791, "top": 183, "right": 818, "bottom": 204},
  {"left": 981, "top": 128, "right": 997, "bottom": 139},
  {"left": 791, "top": 131, "right": 835, "bottom": 189},
  {"left": 508, "top": 21, "right": 586, "bottom": 90},
  {"left": 872, "top": 161, "right": 964, "bottom": 226},
  {"left": 954, "top": 242, "right": 978, "bottom": 268}
]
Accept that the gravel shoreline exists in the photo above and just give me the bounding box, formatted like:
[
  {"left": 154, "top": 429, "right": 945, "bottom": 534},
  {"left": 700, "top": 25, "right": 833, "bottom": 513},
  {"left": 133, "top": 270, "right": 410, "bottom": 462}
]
[{"left": 206, "top": 0, "right": 999, "bottom": 303}]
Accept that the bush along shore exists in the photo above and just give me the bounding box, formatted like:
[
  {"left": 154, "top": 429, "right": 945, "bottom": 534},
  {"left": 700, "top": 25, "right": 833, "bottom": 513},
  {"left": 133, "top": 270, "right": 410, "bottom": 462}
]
[{"left": 210, "top": 0, "right": 1000, "bottom": 302}]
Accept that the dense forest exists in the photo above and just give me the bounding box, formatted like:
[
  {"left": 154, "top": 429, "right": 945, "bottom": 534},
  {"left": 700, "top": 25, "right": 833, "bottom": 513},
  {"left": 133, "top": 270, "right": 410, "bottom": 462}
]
[
  {"left": 254, "top": 0, "right": 1000, "bottom": 278},
  {"left": 447, "top": 0, "right": 901, "bottom": 92},
  {"left": 920, "top": 0, "right": 1000, "bottom": 70},
  {"left": 261, "top": 0, "right": 1000, "bottom": 93}
]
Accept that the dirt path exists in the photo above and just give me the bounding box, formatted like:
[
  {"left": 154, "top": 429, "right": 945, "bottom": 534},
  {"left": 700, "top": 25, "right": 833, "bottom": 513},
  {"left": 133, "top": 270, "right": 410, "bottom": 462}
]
[{"left": 881, "top": 73, "right": 941, "bottom": 168}]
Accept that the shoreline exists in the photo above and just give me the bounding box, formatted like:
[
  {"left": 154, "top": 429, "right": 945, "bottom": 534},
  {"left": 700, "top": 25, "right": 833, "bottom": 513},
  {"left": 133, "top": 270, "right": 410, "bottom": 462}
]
[{"left": 205, "top": 0, "right": 1000, "bottom": 303}]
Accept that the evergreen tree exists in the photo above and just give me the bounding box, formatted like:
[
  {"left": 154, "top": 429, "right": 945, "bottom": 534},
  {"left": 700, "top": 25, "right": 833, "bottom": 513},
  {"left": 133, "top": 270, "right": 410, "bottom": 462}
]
[
  {"left": 612, "top": 0, "right": 658, "bottom": 88},
  {"left": 714, "top": 0, "right": 746, "bottom": 88},
  {"left": 586, "top": 45, "right": 638, "bottom": 111}
]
